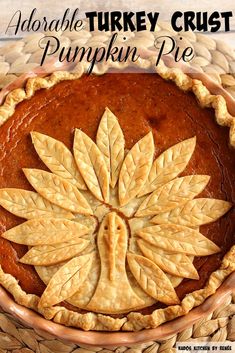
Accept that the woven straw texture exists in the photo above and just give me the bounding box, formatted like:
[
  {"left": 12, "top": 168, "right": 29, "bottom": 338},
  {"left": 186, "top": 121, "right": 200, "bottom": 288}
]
[
  {"left": 0, "top": 294, "right": 235, "bottom": 353},
  {"left": 0, "top": 24, "right": 235, "bottom": 352},
  {"left": 0, "top": 22, "right": 235, "bottom": 95}
]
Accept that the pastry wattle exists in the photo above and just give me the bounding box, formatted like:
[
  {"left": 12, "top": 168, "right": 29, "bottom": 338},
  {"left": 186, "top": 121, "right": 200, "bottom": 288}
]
[{"left": 0, "top": 63, "right": 234, "bottom": 332}]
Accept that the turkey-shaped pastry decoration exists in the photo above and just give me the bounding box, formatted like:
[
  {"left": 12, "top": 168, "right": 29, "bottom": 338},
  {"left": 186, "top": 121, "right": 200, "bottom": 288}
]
[{"left": 0, "top": 108, "right": 232, "bottom": 314}]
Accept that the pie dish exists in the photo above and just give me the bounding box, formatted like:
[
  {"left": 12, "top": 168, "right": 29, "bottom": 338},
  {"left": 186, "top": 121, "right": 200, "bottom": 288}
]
[{"left": 0, "top": 59, "right": 234, "bottom": 332}]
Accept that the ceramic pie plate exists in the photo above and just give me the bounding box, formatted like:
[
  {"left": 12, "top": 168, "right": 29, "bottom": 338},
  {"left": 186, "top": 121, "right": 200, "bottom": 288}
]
[
  {"left": 0, "top": 273, "right": 234, "bottom": 346},
  {"left": 0, "top": 59, "right": 234, "bottom": 346}
]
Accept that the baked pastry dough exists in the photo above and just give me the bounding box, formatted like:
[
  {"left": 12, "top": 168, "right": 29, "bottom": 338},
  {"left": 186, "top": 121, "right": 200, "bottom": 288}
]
[{"left": 0, "top": 60, "right": 234, "bottom": 331}]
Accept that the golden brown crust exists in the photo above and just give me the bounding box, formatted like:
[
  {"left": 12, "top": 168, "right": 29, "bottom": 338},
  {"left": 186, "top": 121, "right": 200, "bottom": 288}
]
[{"left": 0, "top": 59, "right": 234, "bottom": 331}]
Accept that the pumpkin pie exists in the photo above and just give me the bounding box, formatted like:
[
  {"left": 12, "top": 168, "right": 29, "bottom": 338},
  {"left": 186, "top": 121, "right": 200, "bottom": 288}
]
[{"left": 0, "top": 60, "right": 234, "bottom": 331}]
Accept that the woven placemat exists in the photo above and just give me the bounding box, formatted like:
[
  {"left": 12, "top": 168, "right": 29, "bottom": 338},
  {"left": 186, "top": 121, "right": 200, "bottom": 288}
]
[
  {"left": 0, "top": 294, "right": 235, "bottom": 353},
  {"left": 0, "top": 22, "right": 235, "bottom": 96},
  {"left": 0, "top": 24, "right": 235, "bottom": 352}
]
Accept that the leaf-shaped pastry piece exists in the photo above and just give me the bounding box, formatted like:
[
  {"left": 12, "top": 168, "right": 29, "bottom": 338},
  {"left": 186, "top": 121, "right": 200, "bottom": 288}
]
[
  {"left": 137, "top": 224, "right": 220, "bottom": 256},
  {"left": 36, "top": 262, "right": 65, "bottom": 285},
  {"left": 36, "top": 243, "right": 96, "bottom": 286},
  {"left": 31, "top": 132, "right": 86, "bottom": 190},
  {"left": 20, "top": 238, "right": 90, "bottom": 265},
  {"left": 127, "top": 253, "right": 179, "bottom": 305},
  {"left": 139, "top": 137, "right": 196, "bottom": 197},
  {"left": 73, "top": 129, "right": 109, "bottom": 202},
  {"left": 2, "top": 218, "right": 88, "bottom": 246},
  {"left": 137, "top": 239, "right": 199, "bottom": 279},
  {"left": 96, "top": 108, "right": 125, "bottom": 188},
  {"left": 152, "top": 198, "right": 232, "bottom": 227},
  {"left": 119, "top": 132, "right": 154, "bottom": 206},
  {"left": 39, "top": 253, "right": 93, "bottom": 308},
  {"left": 23, "top": 169, "right": 92, "bottom": 215},
  {"left": 136, "top": 175, "right": 210, "bottom": 217},
  {"left": 0, "top": 189, "right": 74, "bottom": 220}
]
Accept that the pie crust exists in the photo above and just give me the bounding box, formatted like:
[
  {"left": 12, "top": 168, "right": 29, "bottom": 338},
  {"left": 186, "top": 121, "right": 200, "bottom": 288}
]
[{"left": 0, "top": 59, "right": 234, "bottom": 332}]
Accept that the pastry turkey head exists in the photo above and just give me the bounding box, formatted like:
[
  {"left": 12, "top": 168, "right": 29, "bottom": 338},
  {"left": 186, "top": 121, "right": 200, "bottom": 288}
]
[
  {"left": 87, "top": 212, "right": 145, "bottom": 313},
  {"left": 98, "top": 212, "right": 127, "bottom": 282}
]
